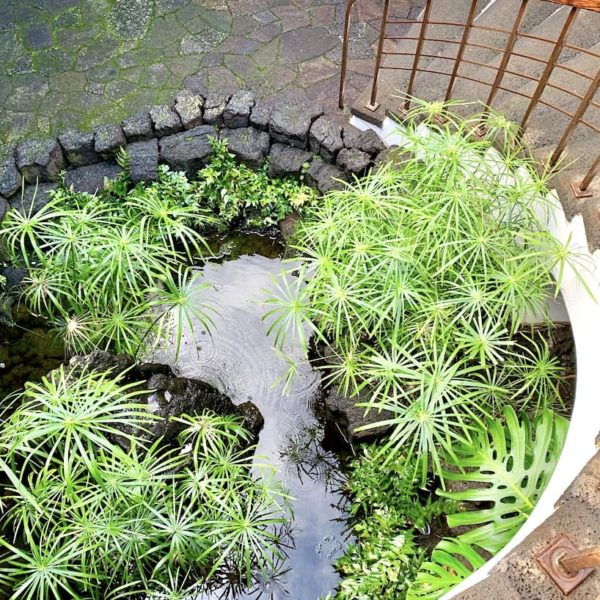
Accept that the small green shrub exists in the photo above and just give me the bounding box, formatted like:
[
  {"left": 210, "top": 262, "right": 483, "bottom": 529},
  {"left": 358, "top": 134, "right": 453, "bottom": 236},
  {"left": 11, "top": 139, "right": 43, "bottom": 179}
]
[
  {"left": 331, "top": 448, "right": 453, "bottom": 600},
  {"left": 197, "top": 137, "right": 317, "bottom": 229},
  {"left": 0, "top": 171, "right": 213, "bottom": 357},
  {"left": 0, "top": 367, "right": 290, "bottom": 599},
  {"left": 266, "top": 102, "right": 579, "bottom": 479}
]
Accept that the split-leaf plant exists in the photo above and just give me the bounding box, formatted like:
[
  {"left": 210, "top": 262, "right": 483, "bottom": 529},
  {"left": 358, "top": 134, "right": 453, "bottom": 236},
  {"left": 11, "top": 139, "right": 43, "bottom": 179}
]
[{"left": 0, "top": 367, "right": 290, "bottom": 599}]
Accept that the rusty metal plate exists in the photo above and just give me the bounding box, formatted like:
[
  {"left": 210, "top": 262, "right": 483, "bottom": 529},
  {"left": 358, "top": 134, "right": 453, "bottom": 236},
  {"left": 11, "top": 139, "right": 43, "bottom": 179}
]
[
  {"left": 570, "top": 181, "right": 595, "bottom": 199},
  {"left": 536, "top": 535, "right": 595, "bottom": 595}
]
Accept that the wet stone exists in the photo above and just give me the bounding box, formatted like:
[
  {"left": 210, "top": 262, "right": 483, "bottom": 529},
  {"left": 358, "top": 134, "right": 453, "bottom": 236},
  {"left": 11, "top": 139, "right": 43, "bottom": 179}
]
[
  {"left": 174, "top": 89, "right": 204, "bottom": 130},
  {"left": 25, "top": 23, "right": 52, "bottom": 49},
  {"left": 269, "top": 143, "right": 311, "bottom": 178},
  {"left": 0, "top": 196, "right": 8, "bottom": 222},
  {"left": 270, "top": 105, "right": 323, "bottom": 149},
  {"left": 343, "top": 125, "right": 386, "bottom": 155},
  {"left": 150, "top": 104, "right": 183, "bottom": 138},
  {"left": 63, "top": 161, "right": 122, "bottom": 195},
  {"left": 10, "top": 182, "right": 57, "bottom": 215},
  {"left": 253, "top": 10, "right": 277, "bottom": 25},
  {"left": 129, "top": 139, "right": 159, "bottom": 184},
  {"left": 94, "top": 125, "right": 126, "bottom": 159},
  {"left": 203, "top": 94, "right": 229, "bottom": 126},
  {"left": 221, "top": 127, "right": 270, "bottom": 168},
  {"left": 306, "top": 157, "right": 348, "bottom": 194},
  {"left": 309, "top": 116, "right": 343, "bottom": 163},
  {"left": 58, "top": 129, "right": 99, "bottom": 167},
  {"left": 159, "top": 125, "right": 216, "bottom": 178},
  {"left": 336, "top": 147, "right": 372, "bottom": 174},
  {"left": 0, "top": 154, "right": 22, "bottom": 198},
  {"left": 16, "top": 138, "right": 65, "bottom": 183},
  {"left": 223, "top": 90, "right": 255, "bottom": 129},
  {"left": 122, "top": 112, "right": 154, "bottom": 142}
]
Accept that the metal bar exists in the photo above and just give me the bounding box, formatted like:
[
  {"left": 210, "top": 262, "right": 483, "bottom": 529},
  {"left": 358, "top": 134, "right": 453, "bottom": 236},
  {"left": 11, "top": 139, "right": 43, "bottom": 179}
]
[
  {"left": 542, "top": 0, "right": 600, "bottom": 12},
  {"left": 405, "top": 0, "right": 433, "bottom": 111},
  {"left": 551, "top": 65, "right": 600, "bottom": 165},
  {"left": 338, "top": 0, "right": 359, "bottom": 109},
  {"left": 579, "top": 151, "right": 600, "bottom": 191},
  {"left": 485, "top": 0, "right": 530, "bottom": 110},
  {"left": 367, "top": 0, "right": 391, "bottom": 110},
  {"left": 560, "top": 546, "right": 600, "bottom": 572},
  {"left": 445, "top": 0, "right": 480, "bottom": 101},
  {"left": 520, "top": 6, "right": 578, "bottom": 131}
]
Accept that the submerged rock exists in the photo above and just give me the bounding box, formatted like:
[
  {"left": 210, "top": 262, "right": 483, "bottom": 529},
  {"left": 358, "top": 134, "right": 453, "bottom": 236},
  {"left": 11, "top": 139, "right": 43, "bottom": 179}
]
[
  {"left": 65, "top": 351, "right": 264, "bottom": 445},
  {"left": 322, "top": 385, "right": 393, "bottom": 444}
]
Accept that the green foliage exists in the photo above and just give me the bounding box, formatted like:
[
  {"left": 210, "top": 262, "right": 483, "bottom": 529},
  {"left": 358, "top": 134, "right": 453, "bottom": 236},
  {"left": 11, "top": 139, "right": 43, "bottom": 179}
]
[
  {"left": 0, "top": 169, "right": 213, "bottom": 357},
  {"left": 266, "top": 101, "right": 576, "bottom": 479},
  {"left": 407, "top": 406, "right": 567, "bottom": 599},
  {"left": 197, "top": 137, "right": 317, "bottom": 229},
  {"left": 0, "top": 368, "right": 290, "bottom": 599},
  {"left": 438, "top": 406, "right": 568, "bottom": 554},
  {"left": 332, "top": 448, "right": 453, "bottom": 600},
  {"left": 406, "top": 539, "right": 486, "bottom": 600}
]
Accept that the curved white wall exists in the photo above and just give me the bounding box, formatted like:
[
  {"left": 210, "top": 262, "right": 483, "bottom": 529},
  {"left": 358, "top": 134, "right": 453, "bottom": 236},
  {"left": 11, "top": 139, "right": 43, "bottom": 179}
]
[{"left": 350, "top": 114, "right": 600, "bottom": 597}]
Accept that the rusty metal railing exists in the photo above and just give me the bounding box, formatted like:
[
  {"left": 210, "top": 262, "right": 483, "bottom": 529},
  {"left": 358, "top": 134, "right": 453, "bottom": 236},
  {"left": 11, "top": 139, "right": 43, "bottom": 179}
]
[{"left": 338, "top": 0, "right": 600, "bottom": 199}]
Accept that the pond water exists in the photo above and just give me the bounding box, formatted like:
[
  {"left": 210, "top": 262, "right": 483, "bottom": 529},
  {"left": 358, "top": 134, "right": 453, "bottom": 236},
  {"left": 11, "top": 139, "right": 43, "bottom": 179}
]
[
  {"left": 153, "top": 238, "right": 352, "bottom": 599},
  {"left": 0, "top": 232, "right": 352, "bottom": 598}
]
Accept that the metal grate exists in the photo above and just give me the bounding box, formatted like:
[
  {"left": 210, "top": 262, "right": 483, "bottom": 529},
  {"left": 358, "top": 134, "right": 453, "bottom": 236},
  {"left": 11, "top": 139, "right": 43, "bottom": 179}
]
[{"left": 339, "top": 0, "right": 600, "bottom": 196}]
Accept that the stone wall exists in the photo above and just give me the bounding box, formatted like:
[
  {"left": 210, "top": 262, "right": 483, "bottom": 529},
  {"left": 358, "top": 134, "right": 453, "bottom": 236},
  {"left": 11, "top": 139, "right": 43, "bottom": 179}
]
[{"left": 0, "top": 88, "right": 388, "bottom": 220}]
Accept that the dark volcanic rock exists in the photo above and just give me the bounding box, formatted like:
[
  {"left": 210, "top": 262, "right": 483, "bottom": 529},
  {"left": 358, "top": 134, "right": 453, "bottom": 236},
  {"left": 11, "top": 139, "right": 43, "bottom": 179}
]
[
  {"left": 343, "top": 125, "right": 386, "bottom": 155},
  {"left": 270, "top": 104, "right": 323, "bottom": 149},
  {"left": 129, "top": 139, "right": 159, "bottom": 183},
  {"left": 305, "top": 157, "right": 347, "bottom": 194},
  {"left": 94, "top": 124, "right": 126, "bottom": 159},
  {"left": 0, "top": 266, "right": 26, "bottom": 291},
  {"left": 268, "top": 143, "right": 311, "bottom": 178},
  {"left": 174, "top": 89, "right": 204, "bottom": 130},
  {"left": 63, "top": 161, "right": 122, "bottom": 194},
  {"left": 309, "top": 116, "right": 343, "bottom": 163},
  {"left": 122, "top": 112, "right": 154, "bottom": 142},
  {"left": 159, "top": 125, "right": 216, "bottom": 178},
  {"left": 16, "top": 137, "right": 65, "bottom": 182},
  {"left": 336, "top": 147, "right": 371, "bottom": 174},
  {"left": 221, "top": 127, "right": 270, "bottom": 168},
  {"left": 58, "top": 128, "right": 98, "bottom": 167},
  {"left": 150, "top": 104, "right": 183, "bottom": 138},
  {"left": 323, "top": 385, "right": 393, "bottom": 443},
  {"left": 66, "top": 351, "right": 264, "bottom": 445},
  {"left": 249, "top": 100, "right": 272, "bottom": 131},
  {"left": 223, "top": 90, "right": 255, "bottom": 129},
  {"left": 0, "top": 154, "right": 22, "bottom": 198},
  {"left": 203, "top": 94, "right": 230, "bottom": 126},
  {"left": 374, "top": 147, "right": 412, "bottom": 169},
  {"left": 0, "top": 196, "right": 8, "bottom": 222},
  {"left": 10, "top": 182, "right": 57, "bottom": 214}
]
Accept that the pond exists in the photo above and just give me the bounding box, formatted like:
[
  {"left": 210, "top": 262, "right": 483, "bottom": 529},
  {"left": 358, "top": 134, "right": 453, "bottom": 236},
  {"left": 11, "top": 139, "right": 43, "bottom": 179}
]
[
  {"left": 154, "top": 234, "right": 353, "bottom": 599},
  {"left": 0, "top": 232, "right": 353, "bottom": 600}
]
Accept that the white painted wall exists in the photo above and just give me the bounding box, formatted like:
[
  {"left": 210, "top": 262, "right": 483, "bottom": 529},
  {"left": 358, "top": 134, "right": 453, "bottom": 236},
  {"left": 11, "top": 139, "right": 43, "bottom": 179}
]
[{"left": 350, "top": 114, "right": 600, "bottom": 597}]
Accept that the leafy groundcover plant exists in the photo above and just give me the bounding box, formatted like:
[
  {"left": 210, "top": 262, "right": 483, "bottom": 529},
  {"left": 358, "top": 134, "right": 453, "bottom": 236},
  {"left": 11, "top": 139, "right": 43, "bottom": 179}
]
[
  {"left": 266, "top": 100, "right": 582, "bottom": 598},
  {"left": 0, "top": 367, "right": 290, "bottom": 599}
]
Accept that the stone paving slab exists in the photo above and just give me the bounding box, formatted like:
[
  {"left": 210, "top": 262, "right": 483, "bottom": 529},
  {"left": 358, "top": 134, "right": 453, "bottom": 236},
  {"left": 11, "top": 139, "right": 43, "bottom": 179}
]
[{"left": 0, "top": 0, "right": 406, "bottom": 151}]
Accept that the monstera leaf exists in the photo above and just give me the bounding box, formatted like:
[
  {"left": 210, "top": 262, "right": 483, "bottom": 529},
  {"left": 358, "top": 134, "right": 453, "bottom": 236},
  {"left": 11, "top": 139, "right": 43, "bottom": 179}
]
[
  {"left": 407, "top": 538, "right": 485, "bottom": 600},
  {"left": 439, "top": 405, "right": 568, "bottom": 555},
  {"left": 408, "top": 406, "right": 568, "bottom": 600}
]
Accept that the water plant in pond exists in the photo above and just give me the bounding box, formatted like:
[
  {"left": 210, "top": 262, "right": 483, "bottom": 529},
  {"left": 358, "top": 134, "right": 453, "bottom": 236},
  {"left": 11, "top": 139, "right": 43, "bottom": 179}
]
[
  {"left": 265, "top": 101, "right": 581, "bottom": 597},
  {"left": 267, "top": 103, "right": 577, "bottom": 477},
  {"left": 0, "top": 367, "right": 290, "bottom": 599}
]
